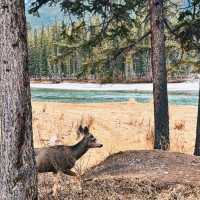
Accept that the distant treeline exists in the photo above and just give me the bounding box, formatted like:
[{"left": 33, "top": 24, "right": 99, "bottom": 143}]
[{"left": 28, "top": 19, "right": 200, "bottom": 83}]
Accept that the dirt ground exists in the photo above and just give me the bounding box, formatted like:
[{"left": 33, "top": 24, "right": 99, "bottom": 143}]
[
  {"left": 38, "top": 150, "right": 200, "bottom": 200},
  {"left": 32, "top": 101, "right": 199, "bottom": 199}
]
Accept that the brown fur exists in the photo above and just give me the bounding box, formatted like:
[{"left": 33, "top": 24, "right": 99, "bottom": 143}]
[
  {"left": 35, "top": 145, "right": 76, "bottom": 173},
  {"left": 35, "top": 126, "right": 103, "bottom": 176}
]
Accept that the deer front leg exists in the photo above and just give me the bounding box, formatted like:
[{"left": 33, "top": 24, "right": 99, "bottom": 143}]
[{"left": 52, "top": 171, "right": 62, "bottom": 197}]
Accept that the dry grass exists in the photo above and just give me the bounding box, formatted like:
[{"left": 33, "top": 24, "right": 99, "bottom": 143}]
[
  {"left": 146, "top": 119, "right": 154, "bottom": 149},
  {"left": 38, "top": 174, "right": 200, "bottom": 200},
  {"left": 174, "top": 120, "right": 186, "bottom": 130},
  {"left": 32, "top": 101, "right": 197, "bottom": 168},
  {"left": 33, "top": 101, "right": 199, "bottom": 199}
]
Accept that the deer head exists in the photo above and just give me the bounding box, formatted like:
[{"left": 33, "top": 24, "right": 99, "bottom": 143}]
[{"left": 77, "top": 125, "right": 103, "bottom": 148}]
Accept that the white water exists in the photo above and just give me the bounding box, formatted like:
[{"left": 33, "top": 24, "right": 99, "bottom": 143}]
[{"left": 30, "top": 80, "right": 199, "bottom": 92}]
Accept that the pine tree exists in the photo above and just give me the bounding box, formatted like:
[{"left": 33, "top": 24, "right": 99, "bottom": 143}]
[{"left": 0, "top": 1, "right": 38, "bottom": 199}]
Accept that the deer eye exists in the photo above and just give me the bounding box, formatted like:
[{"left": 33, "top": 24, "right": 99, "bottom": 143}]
[{"left": 89, "top": 135, "right": 96, "bottom": 141}]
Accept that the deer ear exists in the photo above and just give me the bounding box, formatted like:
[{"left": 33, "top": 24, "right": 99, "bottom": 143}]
[
  {"left": 84, "top": 126, "right": 89, "bottom": 135},
  {"left": 76, "top": 125, "right": 84, "bottom": 140},
  {"left": 78, "top": 125, "right": 84, "bottom": 133}
]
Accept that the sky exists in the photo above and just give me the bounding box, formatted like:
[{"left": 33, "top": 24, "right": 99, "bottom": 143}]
[{"left": 25, "top": 1, "right": 63, "bottom": 28}]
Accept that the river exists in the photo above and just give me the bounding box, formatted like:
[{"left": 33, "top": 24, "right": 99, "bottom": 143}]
[{"left": 31, "top": 81, "right": 199, "bottom": 106}]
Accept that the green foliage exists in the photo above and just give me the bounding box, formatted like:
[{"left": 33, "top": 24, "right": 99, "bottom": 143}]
[
  {"left": 27, "top": 0, "right": 200, "bottom": 81},
  {"left": 28, "top": 17, "right": 152, "bottom": 82},
  {"left": 174, "top": 0, "right": 200, "bottom": 51}
]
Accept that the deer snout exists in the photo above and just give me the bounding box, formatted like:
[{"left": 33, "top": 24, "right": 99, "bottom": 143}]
[
  {"left": 96, "top": 143, "right": 103, "bottom": 148},
  {"left": 94, "top": 140, "right": 103, "bottom": 148},
  {"left": 90, "top": 141, "right": 103, "bottom": 148}
]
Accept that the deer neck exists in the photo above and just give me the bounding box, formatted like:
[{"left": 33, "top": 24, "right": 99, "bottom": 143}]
[{"left": 71, "top": 138, "right": 89, "bottom": 160}]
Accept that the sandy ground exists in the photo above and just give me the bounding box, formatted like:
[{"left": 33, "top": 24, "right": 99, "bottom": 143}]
[{"left": 32, "top": 100, "right": 197, "bottom": 170}]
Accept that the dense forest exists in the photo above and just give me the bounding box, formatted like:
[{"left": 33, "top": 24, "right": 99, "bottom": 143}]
[{"left": 28, "top": 17, "right": 200, "bottom": 83}]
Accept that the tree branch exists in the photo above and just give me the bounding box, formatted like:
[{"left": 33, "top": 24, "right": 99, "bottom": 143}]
[
  {"left": 29, "top": 0, "right": 51, "bottom": 14},
  {"left": 164, "top": 18, "right": 200, "bottom": 51},
  {"left": 114, "top": 30, "right": 151, "bottom": 58},
  {"left": 163, "top": 18, "right": 179, "bottom": 38}
]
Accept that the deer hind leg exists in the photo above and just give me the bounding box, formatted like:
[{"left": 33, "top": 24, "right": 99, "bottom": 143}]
[
  {"left": 63, "top": 169, "right": 81, "bottom": 182},
  {"left": 52, "top": 171, "right": 62, "bottom": 197},
  {"left": 63, "top": 169, "right": 77, "bottom": 176}
]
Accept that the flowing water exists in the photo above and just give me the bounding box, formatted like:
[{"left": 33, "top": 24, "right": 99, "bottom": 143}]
[{"left": 31, "top": 88, "right": 198, "bottom": 106}]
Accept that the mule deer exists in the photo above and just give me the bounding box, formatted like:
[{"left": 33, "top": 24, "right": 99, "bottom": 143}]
[{"left": 35, "top": 125, "right": 103, "bottom": 177}]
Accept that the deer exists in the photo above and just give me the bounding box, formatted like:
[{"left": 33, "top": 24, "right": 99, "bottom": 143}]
[{"left": 35, "top": 125, "right": 103, "bottom": 177}]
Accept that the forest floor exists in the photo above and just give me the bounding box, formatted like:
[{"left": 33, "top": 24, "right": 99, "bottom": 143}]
[
  {"left": 32, "top": 101, "right": 200, "bottom": 199},
  {"left": 38, "top": 150, "right": 200, "bottom": 199}
]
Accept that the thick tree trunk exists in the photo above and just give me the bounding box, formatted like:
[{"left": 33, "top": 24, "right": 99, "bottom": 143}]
[
  {"left": 149, "top": 0, "right": 170, "bottom": 150},
  {"left": 194, "top": 79, "right": 200, "bottom": 156},
  {"left": 0, "top": 1, "right": 38, "bottom": 199}
]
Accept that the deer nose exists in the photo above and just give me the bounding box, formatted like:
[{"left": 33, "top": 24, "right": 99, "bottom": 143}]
[{"left": 99, "top": 144, "right": 103, "bottom": 148}]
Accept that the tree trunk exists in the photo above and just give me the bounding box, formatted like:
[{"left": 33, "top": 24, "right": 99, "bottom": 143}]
[
  {"left": 149, "top": 0, "right": 170, "bottom": 150},
  {"left": 194, "top": 79, "right": 200, "bottom": 156},
  {"left": 0, "top": 1, "right": 38, "bottom": 199}
]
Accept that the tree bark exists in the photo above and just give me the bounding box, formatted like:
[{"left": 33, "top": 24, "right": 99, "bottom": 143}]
[
  {"left": 149, "top": 0, "right": 170, "bottom": 150},
  {"left": 194, "top": 79, "right": 200, "bottom": 156},
  {"left": 0, "top": 1, "right": 38, "bottom": 199}
]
